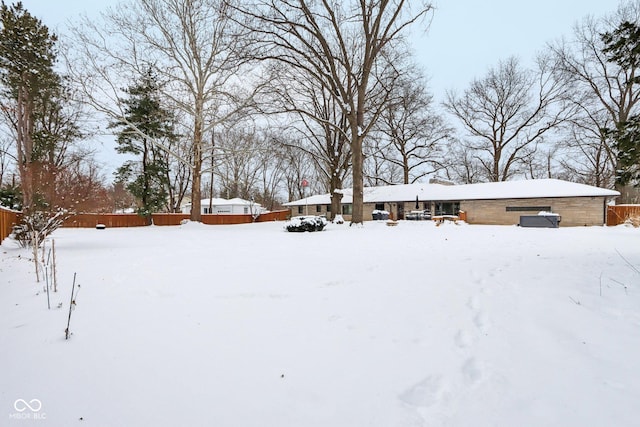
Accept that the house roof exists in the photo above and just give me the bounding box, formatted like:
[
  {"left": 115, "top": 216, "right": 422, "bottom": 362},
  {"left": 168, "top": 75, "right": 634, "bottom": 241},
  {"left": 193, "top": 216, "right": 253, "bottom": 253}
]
[
  {"left": 283, "top": 179, "right": 620, "bottom": 206},
  {"left": 182, "top": 198, "right": 262, "bottom": 207},
  {"left": 214, "top": 198, "right": 261, "bottom": 206}
]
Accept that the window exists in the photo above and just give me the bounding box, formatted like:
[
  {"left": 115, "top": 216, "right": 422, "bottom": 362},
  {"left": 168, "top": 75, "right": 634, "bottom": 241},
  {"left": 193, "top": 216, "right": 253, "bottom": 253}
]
[
  {"left": 298, "top": 206, "right": 303, "bottom": 214},
  {"left": 342, "top": 204, "right": 352, "bottom": 215},
  {"left": 316, "top": 205, "right": 322, "bottom": 213},
  {"left": 375, "top": 203, "right": 385, "bottom": 211},
  {"left": 506, "top": 206, "right": 551, "bottom": 212},
  {"left": 244, "top": 207, "right": 249, "bottom": 214},
  {"left": 204, "top": 207, "right": 211, "bottom": 214},
  {"left": 434, "top": 202, "right": 460, "bottom": 216}
]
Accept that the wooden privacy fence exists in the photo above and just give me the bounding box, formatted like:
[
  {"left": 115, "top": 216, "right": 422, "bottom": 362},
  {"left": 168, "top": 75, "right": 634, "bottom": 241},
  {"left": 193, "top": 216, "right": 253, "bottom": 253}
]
[
  {"left": 63, "top": 214, "right": 149, "bottom": 228},
  {"left": 63, "top": 210, "right": 290, "bottom": 228},
  {"left": 1, "top": 209, "right": 289, "bottom": 240},
  {"left": 607, "top": 205, "right": 640, "bottom": 226},
  {"left": 254, "top": 210, "right": 290, "bottom": 222},
  {"left": 0, "top": 206, "right": 20, "bottom": 242}
]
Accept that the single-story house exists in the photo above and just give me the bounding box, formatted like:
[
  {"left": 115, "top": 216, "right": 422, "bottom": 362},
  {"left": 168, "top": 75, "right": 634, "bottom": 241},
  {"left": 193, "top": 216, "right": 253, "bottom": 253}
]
[
  {"left": 283, "top": 179, "right": 620, "bottom": 226},
  {"left": 181, "top": 198, "right": 267, "bottom": 216}
]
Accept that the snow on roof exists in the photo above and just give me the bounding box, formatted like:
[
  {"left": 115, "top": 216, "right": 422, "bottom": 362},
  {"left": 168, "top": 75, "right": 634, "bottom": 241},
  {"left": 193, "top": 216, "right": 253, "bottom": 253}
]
[
  {"left": 446, "top": 179, "right": 619, "bottom": 200},
  {"left": 285, "top": 193, "right": 342, "bottom": 206},
  {"left": 183, "top": 198, "right": 261, "bottom": 207},
  {"left": 223, "top": 198, "right": 261, "bottom": 206},
  {"left": 283, "top": 179, "right": 620, "bottom": 206}
]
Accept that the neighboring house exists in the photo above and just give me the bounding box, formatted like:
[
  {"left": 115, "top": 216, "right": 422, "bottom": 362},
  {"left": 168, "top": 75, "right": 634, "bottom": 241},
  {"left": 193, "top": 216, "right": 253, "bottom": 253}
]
[
  {"left": 283, "top": 179, "right": 620, "bottom": 227},
  {"left": 181, "top": 198, "right": 267, "bottom": 216}
]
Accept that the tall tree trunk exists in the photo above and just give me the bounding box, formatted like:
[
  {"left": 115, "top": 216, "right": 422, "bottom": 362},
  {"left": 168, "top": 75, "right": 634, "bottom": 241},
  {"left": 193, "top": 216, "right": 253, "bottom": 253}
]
[
  {"left": 403, "top": 159, "right": 410, "bottom": 184},
  {"left": 191, "top": 131, "right": 203, "bottom": 222},
  {"left": 351, "top": 126, "right": 364, "bottom": 224},
  {"left": 208, "top": 130, "right": 215, "bottom": 214},
  {"left": 142, "top": 139, "right": 152, "bottom": 224},
  {"left": 351, "top": 86, "right": 367, "bottom": 225},
  {"left": 16, "top": 83, "right": 34, "bottom": 211},
  {"left": 329, "top": 174, "right": 343, "bottom": 221},
  {"left": 190, "top": 94, "right": 205, "bottom": 222}
]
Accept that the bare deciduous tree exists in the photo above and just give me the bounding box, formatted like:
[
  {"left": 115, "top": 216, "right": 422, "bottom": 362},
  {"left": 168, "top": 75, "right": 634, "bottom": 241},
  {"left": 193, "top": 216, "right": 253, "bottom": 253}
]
[
  {"left": 441, "top": 141, "right": 483, "bottom": 184},
  {"left": 0, "top": 136, "right": 15, "bottom": 187},
  {"left": 67, "top": 0, "right": 261, "bottom": 221},
  {"left": 548, "top": 1, "right": 640, "bottom": 193},
  {"left": 557, "top": 106, "right": 617, "bottom": 187},
  {"left": 109, "top": 181, "right": 138, "bottom": 213},
  {"left": 55, "top": 155, "right": 112, "bottom": 213},
  {"left": 364, "top": 135, "right": 403, "bottom": 186},
  {"left": 279, "top": 142, "right": 318, "bottom": 204},
  {"left": 266, "top": 65, "right": 352, "bottom": 219},
  {"left": 158, "top": 120, "right": 192, "bottom": 212},
  {"left": 234, "top": 0, "right": 434, "bottom": 224},
  {"left": 254, "top": 134, "right": 289, "bottom": 211},
  {"left": 444, "top": 56, "right": 570, "bottom": 182},
  {"left": 208, "top": 122, "right": 290, "bottom": 211},
  {"left": 370, "top": 69, "right": 450, "bottom": 184}
]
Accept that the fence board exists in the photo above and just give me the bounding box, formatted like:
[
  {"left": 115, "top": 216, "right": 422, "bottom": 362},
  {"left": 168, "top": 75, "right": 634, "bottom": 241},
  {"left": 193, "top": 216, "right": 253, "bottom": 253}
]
[
  {"left": 2, "top": 209, "right": 289, "bottom": 241},
  {"left": 63, "top": 214, "right": 149, "bottom": 228},
  {"left": 62, "top": 210, "right": 290, "bottom": 228},
  {"left": 149, "top": 213, "right": 190, "bottom": 226},
  {"left": 0, "top": 206, "right": 20, "bottom": 243},
  {"left": 607, "top": 205, "right": 640, "bottom": 226},
  {"left": 256, "top": 210, "right": 290, "bottom": 222}
]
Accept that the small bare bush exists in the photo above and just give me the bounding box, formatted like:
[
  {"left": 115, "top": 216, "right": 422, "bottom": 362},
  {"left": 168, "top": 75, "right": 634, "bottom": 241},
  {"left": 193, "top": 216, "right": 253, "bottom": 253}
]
[
  {"left": 11, "top": 210, "right": 68, "bottom": 282},
  {"left": 623, "top": 215, "right": 640, "bottom": 228},
  {"left": 12, "top": 210, "right": 68, "bottom": 248}
]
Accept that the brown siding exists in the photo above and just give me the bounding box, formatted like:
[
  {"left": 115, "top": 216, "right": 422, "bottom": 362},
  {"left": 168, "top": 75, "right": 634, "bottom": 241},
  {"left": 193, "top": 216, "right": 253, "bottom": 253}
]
[{"left": 460, "top": 197, "right": 607, "bottom": 226}]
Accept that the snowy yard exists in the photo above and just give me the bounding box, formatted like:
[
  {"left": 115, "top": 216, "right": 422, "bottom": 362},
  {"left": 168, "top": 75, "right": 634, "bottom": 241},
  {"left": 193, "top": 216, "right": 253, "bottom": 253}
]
[{"left": 1, "top": 220, "right": 639, "bottom": 426}]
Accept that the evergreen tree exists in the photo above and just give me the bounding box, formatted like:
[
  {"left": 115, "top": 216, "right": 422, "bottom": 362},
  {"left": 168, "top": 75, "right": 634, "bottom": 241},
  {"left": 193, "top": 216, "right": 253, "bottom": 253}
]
[
  {"left": 602, "top": 21, "right": 640, "bottom": 186},
  {"left": 0, "top": 1, "right": 61, "bottom": 211},
  {"left": 0, "top": 2, "right": 82, "bottom": 258},
  {"left": 111, "top": 69, "right": 175, "bottom": 222},
  {"left": 0, "top": 184, "right": 19, "bottom": 209}
]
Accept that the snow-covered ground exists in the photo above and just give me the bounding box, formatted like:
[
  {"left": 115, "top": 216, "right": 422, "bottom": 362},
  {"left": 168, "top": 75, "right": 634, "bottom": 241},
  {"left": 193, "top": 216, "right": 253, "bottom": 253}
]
[{"left": 1, "top": 220, "right": 639, "bottom": 426}]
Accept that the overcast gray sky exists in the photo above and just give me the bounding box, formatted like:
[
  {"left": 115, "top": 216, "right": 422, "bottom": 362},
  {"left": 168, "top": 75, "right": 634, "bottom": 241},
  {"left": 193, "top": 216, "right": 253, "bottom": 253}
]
[
  {"left": 18, "top": 0, "right": 622, "bottom": 175},
  {"left": 415, "top": 0, "right": 619, "bottom": 98},
  {"left": 21, "top": 0, "right": 621, "bottom": 100}
]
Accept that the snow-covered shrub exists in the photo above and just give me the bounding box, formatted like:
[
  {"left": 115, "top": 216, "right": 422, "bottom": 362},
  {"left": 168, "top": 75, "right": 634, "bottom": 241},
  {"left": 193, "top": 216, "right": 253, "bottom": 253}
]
[
  {"left": 285, "top": 216, "right": 328, "bottom": 232},
  {"left": 623, "top": 215, "right": 640, "bottom": 228},
  {"left": 11, "top": 209, "right": 68, "bottom": 248},
  {"left": 11, "top": 209, "right": 69, "bottom": 282}
]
